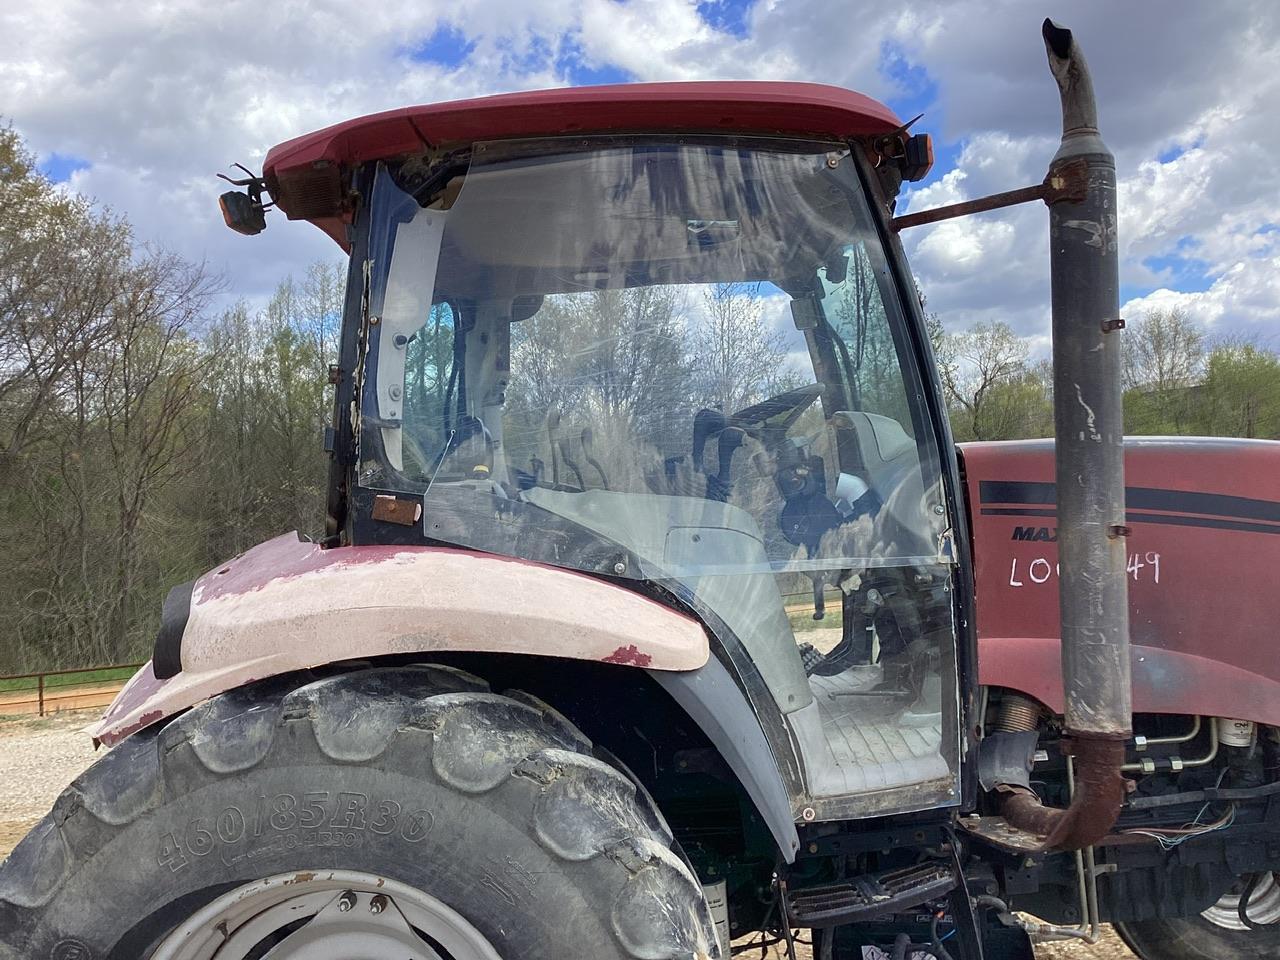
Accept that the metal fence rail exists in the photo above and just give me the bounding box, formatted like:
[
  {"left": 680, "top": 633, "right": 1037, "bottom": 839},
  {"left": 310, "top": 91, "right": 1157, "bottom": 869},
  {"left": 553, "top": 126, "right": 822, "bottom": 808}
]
[{"left": 0, "top": 663, "right": 144, "bottom": 717}]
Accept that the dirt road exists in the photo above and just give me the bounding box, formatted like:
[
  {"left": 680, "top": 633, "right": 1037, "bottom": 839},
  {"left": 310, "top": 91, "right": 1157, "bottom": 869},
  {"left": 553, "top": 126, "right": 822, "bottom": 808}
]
[
  {"left": 0, "top": 681, "right": 126, "bottom": 717},
  {"left": 0, "top": 710, "right": 1135, "bottom": 958}
]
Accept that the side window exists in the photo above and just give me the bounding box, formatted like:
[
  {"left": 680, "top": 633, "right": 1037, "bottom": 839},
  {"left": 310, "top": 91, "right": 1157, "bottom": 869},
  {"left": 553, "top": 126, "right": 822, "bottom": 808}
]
[
  {"left": 820, "top": 243, "right": 914, "bottom": 433},
  {"left": 401, "top": 302, "right": 456, "bottom": 474}
]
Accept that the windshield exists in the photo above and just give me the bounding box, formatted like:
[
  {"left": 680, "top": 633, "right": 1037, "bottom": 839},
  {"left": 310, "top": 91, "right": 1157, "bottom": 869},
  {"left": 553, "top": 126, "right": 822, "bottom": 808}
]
[
  {"left": 362, "top": 142, "right": 947, "bottom": 566},
  {"left": 359, "top": 140, "right": 958, "bottom": 815}
]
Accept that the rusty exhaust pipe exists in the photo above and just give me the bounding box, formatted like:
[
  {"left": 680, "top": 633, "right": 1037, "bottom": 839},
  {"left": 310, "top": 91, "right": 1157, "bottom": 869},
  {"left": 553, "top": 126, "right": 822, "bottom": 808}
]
[{"left": 999, "top": 19, "right": 1132, "bottom": 852}]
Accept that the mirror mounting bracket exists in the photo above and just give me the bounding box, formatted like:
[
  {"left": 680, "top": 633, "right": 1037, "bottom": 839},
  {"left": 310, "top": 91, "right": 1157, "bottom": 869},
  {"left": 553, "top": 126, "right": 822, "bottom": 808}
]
[
  {"left": 890, "top": 158, "right": 1088, "bottom": 232},
  {"left": 217, "top": 163, "right": 272, "bottom": 236}
]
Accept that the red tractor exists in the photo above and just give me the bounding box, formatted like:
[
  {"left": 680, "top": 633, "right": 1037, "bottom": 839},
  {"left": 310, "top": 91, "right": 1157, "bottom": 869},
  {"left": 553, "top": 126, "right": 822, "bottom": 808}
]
[
  {"left": 2, "top": 20, "right": 1276, "bottom": 960},
  {"left": 964, "top": 436, "right": 1280, "bottom": 958}
]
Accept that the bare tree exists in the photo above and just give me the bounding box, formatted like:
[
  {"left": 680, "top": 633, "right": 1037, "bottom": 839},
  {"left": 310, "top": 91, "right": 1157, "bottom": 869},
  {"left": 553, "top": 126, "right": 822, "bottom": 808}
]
[
  {"left": 1123, "top": 308, "right": 1204, "bottom": 392},
  {"left": 1122, "top": 308, "right": 1204, "bottom": 434},
  {"left": 833, "top": 245, "right": 911, "bottom": 424},
  {"left": 936, "top": 320, "right": 1030, "bottom": 440},
  {"left": 0, "top": 119, "right": 340, "bottom": 672},
  {"left": 99, "top": 254, "right": 214, "bottom": 652},
  {"left": 298, "top": 260, "right": 345, "bottom": 361},
  {"left": 0, "top": 126, "right": 128, "bottom": 464},
  {"left": 18, "top": 254, "right": 215, "bottom": 664},
  {"left": 510, "top": 286, "right": 692, "bottom": 431},
  {"left": 694, "top": 283, "right": 789, "bottom": 413}
]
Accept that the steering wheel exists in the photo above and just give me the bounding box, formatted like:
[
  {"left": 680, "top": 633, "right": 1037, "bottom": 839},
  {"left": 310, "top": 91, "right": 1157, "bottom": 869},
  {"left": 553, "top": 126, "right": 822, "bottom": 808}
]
[
  {"left": 728, "top": 383, "right": 822, "bottom": 431},
  {"left": 691, "top": 384, "right": 824, "bottom": 503}
]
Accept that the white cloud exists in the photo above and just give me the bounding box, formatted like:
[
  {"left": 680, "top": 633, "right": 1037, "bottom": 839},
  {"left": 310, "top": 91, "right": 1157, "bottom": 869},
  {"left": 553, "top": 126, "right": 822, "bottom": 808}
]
[
  {"left": 898, "top": 133, "right": 1052, "bottom": 339},
  {"left": 2, "top": 0, "right": 1277, "bottom": 348},
  {"left": 1122, "top": 248, "right": 1280, "bottom": 341},
  {"left": 876, "top": 2, "right": 1280, "bottom": 342}
]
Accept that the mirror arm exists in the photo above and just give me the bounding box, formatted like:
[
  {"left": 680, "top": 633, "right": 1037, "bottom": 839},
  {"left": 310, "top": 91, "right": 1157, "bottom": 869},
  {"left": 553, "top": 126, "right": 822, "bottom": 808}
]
[{"left": 890, "top": 160, "right": 1087, "bottom": 231}]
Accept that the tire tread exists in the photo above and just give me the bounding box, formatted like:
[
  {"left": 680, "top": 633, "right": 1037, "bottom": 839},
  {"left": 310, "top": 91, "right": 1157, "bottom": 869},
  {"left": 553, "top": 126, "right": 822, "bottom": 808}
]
[{"left": 0, "top": 664, "right": 717, "bottom": 959}]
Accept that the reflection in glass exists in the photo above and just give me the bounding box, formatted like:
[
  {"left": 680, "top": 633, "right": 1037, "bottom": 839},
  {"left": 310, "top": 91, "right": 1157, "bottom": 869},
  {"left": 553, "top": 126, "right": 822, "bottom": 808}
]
[{"left": 358, "top": 141, "right": 959, "bottom": 815}]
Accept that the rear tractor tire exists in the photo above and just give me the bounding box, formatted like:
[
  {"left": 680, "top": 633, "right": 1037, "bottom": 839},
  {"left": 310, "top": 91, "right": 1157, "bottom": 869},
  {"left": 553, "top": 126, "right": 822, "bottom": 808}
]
[
  {"left": 1115, "top": 873, "right": 1280, "bottom": 960},
  {"left": 0, "top": 665, "right": 719, "bottom": 959}
]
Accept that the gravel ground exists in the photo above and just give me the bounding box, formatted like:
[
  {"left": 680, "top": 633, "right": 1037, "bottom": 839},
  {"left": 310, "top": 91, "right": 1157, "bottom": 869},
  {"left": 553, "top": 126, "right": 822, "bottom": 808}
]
[
  {"left": 0, "top": 710, "right": 100, "bottom": 859},
  {"left": 0, "top": 711, "right": 1135, "bottom": 958},
  {"left": 738, "top": 930, "right": 1136, "bottom": 959}
]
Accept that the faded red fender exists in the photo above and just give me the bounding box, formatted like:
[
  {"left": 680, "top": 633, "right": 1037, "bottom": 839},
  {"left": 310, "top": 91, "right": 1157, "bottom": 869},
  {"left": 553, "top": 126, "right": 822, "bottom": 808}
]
[{"left": 90, "top": 533, "right": 709, "bottom": 747}]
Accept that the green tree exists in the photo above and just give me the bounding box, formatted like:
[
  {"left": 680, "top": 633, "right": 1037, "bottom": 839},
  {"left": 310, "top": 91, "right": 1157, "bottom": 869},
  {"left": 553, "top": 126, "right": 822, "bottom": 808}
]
[
  {"left": 0, "top": 121, "right": 348, "bottom": 671},
  {"left": 10, "top": 253, "right": 213, "bottom": 667},
  {"left": 1123, "top": 308, "right": 1204, "bottom": 434},
  {"left": 179, "top": 266, "right": 342, "bottom": 565},
  {"left": 935, "top": 320, "right": 1051, "bottom": 441},
  {"left": 1196, "top": 339, "right": 1280, "bottom": 439}
]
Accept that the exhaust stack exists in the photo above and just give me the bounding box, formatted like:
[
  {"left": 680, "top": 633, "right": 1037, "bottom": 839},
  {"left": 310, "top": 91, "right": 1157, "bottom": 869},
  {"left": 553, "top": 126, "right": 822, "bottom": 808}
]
[{"left": 1001, "top": 19, "right": 1132, "bottom": 851}]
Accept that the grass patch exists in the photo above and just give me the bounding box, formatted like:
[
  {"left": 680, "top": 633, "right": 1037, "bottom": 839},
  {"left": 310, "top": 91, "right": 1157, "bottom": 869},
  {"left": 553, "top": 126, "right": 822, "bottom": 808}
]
[{"left": 0, "top": 666, "right": 139, "bottom": 694}]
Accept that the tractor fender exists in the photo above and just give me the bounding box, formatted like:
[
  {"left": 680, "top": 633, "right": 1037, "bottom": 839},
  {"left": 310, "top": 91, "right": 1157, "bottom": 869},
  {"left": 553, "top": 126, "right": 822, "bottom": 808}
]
[
  {"left": 650, "top": 657, "right": 801, "bottom": 862},
  {"left": 90, "top": 532, "right": 708, "bottom": 747}
]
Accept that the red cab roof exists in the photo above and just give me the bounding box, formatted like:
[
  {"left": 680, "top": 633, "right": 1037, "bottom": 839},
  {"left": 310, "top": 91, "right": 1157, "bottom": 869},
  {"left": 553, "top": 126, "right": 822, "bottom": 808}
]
[{"left": 262, "top": 81, "right": 901, "bottom": 246}]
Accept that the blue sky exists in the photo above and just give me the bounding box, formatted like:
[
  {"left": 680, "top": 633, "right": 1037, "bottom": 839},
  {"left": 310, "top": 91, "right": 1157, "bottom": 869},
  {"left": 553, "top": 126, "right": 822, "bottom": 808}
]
[
  {"left": 696, "top": 0, "right": 752, "bottom": 39},
  {"left": 5, "top": 0, "right": 1278, "bottom": 346},
  {"left": 37, "top": 152, "right": 89, "bottom": 183},
  {"left": 410, "top": 24, "right": 479, "bottom": 69},
  {"left": 410, "top": 18, "right": 636, "bottom": 85}
]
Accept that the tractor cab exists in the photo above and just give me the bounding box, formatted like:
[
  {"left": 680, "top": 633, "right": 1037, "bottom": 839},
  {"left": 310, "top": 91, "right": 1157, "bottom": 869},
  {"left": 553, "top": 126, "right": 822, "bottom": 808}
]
[{"left": 343, "top": 131, "right": 961, "bottom": 821}]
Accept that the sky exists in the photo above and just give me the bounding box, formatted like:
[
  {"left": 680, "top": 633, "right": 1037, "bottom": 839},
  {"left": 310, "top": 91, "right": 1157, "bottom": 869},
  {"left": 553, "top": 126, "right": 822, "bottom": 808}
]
[{"left": 3, "top": 0, "right": 1278, "bottom": 350}]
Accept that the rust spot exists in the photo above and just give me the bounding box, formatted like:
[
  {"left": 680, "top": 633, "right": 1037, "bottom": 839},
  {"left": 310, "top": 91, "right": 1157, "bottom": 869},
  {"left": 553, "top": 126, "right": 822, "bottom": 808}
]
[
  {"left": 285, "top": 872, "right": 317, "bottom": 885},
  {"left": 999, "top": 735, "right": 1128, "bottom": 851},
  {"left": 602, "top": 644, "right": 653, "bottom": 667},
  {"left": 1043, "top": 157, "right": 1089, "bottom": 205},
  {"left": 97, "top": 709, "right": 166, "bottom": 748}
]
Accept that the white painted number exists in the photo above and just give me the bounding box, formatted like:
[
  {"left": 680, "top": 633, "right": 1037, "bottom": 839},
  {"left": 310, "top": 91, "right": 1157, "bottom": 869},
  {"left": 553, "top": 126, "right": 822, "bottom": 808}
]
[{"left": 1009, "top": 552, "right": 1161, "bottom": 588}]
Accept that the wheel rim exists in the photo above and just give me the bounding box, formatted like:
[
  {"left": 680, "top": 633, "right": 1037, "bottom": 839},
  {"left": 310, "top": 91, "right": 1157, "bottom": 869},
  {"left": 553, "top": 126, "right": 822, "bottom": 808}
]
[
  {"left": 150, "top": 869, "right": 505, "bottom": 960},
  {"left": 1201, "top": 872, "right": 1280, "bottom": 931}
]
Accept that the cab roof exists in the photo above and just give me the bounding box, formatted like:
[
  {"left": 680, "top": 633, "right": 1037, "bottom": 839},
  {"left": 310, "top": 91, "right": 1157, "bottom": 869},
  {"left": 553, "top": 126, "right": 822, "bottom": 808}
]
[{"left": 261, "top": 81, "right": 901, "bottom": 248}]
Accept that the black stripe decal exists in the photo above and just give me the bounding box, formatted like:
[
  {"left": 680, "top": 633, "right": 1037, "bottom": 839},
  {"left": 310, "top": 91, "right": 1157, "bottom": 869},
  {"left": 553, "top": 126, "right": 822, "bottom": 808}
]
[
  {"left": 979, "top": 480, "right": 1280, "bottom": 524},
  {"left": 980, "top": 480, "right": 1055, "bottom": 506},
  {"left": 1126, "top": 512, "right": 1280, "bottom": 536},
  {"left": 1127, "top": 487, "right": 1280, "bottom": 522},
  {"left": 980, "top": 507, "right": 1280, "bottom": 536}
]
